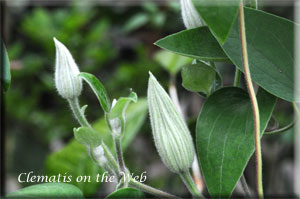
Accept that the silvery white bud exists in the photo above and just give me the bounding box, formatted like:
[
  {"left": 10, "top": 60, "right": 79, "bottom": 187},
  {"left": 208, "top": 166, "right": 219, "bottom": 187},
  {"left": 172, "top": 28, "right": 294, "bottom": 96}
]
[
  {"left": 92, "top": 145, "right": 108, "bottom": 168},
  {"left": 111, "top": 99, "right": 117, "bottom": 109},
  {"left": 147, "top": 72, "right": 195, "bottom": 173},
  {"left": 54, "top": 38, "right": 82, "bottom": 99},
  {"left": 109, "top": 117, "right": 122, "bottom": 137},
  {"left": 180, "top": 0, "right": 203, "bottom": 29}
]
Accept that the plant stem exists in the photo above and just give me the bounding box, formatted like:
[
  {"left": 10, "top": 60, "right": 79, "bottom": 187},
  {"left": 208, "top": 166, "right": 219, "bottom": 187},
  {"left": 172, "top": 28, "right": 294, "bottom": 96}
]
[
  {"left": 105, "top": 113, "right": 127, "bottom": 174},
  {"left": 169, "top": 74, "right": 184, "bottom": 118},
  {"left": 68, "top": 98, "right": 91, "bottom": 128},
  {"left": 179, "top": 171, "right": 204, "bottom": 198},
  {"left": 129, "top": 178, "right": 179, "bottom": 198},
  {"left": 234, "top": 68, "right": 242, "bottom": 87},
  {"left": 250, "top": 0, "right": 258, "bottom": 9},
  {"left": 240, "top": 175, "right": 252, "bottom": 198},
  {"left": 68, "top": 98, "right": 121, "bottom": 176},
  {"left": 114, "top": 137, "right": 126, "bottom": 173},
  {"left": 238, "top": 3, "right": 263, "bottom": 198},
  {"left": 102, "top": 143, "right": 121, "bottom": 177},
  {"left": 265, "top": 102, "right": 299, "bottom": 135}
]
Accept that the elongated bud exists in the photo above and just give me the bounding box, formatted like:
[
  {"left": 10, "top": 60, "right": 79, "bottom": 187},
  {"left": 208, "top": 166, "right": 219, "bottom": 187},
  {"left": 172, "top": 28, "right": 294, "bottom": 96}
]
[
  {"left": 54, "top": 38, "right": 82, "bottom": 99},
  {"left": 147, "top": 72, "right": 195, "bottom": 173},
  {"left": 180, "top": 0, "right": 203, "bottom": 29}
]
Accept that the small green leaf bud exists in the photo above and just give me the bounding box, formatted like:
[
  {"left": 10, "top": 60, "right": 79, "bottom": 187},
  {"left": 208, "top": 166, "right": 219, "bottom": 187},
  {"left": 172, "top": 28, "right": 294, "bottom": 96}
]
[
  {"left": 147, "top": 72, "right": 195, "bottom": 173},
  {"left": 180, "top": 0, "right": 203, "bottom": 29},
  {"left": 54, "top": 38, "right": 82, "bottom": 99}
]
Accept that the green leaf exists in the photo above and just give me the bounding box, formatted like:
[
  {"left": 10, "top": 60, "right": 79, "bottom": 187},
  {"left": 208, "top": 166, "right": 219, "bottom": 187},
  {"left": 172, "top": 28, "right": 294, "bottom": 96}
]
[
  {"left": 46, "top": 140, "right": 100, "bottom": 196},
  {"left": 222, "top": 8, "right": 298, "bottom": 102},
  {"left": 74, "top": 127, "right": 102, "bottom": 148},
  {"left": 155, "top": 27, "right": 228, "bottom": 62},
  {"left": 154, "top": 50, "right": 193, "bottom": 75},
  {"left": 46, "top": 100, "right": 148, "bottom": 196},
  {"left": 6, "top": 183, "right": 83, "bottom": 197},
  {"left": 196, "top": 87, "right": 276, "bottom": 197},
  {"left": 106, "top": 187, "right": 144, "bottom": 199},
  {"left": 193, "top": 0, "right": 241, "bottom": 43},
  {"left": 109, "top": 92, "right": 138, "bottom": 119},
  {"left": 181, "top": 62, "right": 222, "bottom": 96},
  {"left": 1, "top": 39, "right": 11, "bottom": 92},
  {"left": 124, "top": 13, "right": 149, "bottom": 33},
  {"left": 79, "top": 72, "right": 111, "bottom": 112}
]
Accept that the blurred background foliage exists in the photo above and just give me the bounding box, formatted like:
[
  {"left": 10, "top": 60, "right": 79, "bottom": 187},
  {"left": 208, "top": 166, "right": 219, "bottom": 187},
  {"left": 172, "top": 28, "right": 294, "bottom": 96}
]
[{"left": 3, "top": 0, "right": 295, "bottom": 197}]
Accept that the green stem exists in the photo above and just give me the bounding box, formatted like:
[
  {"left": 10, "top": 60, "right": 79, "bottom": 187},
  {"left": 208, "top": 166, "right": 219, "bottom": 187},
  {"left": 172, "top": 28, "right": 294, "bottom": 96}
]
[
  {"left": 114, "top": 137, "right": 126, "bottom": 173},
  {"left": 265, "top": 102, "right": 299, "bottom": 135},
  {"left": 238, "top": 2, "right": 263, "bottom": 198},
  {"left": 179, "top": 171, "right": 204, "bottom": 198},
  {"left": 68, "top": 98, "right": 120, "bottom": 176},
  {"left": 102, "top": 143, "right": 121, "bottom": 178},
  {"left": 68, "top": 98, "right": 91, "bottom": 128},
  {"left": 129, "top": 178, "right": 179, "bottom": 198},
  {"left": 234, "top": 68, "right": 242, "bottom": 87},
  {"left": 240, "top": 175, "right": 252, "bottom": 198},
  {"left": 209, "top": 61, "right": 216, "bottom": 69},
  {"left": 105, "top": 113, "right": 127, "bottom": 174}
]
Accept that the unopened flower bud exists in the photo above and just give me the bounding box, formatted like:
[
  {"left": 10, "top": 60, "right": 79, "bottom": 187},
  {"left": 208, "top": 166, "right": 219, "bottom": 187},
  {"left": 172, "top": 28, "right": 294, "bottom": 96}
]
[
  {"left": 109, "top": 118, "right": 122, "bottom": 137},
  {"left": 180, "top": 0, "right": 203, "bottom": 29},
  {"left": 92, "top": 145, "right": 108, "bottom": 168},
  {"left": 54, "top": 37, "right": 82, "bottom": 99},
  {"left": 147, "top": 72, "right": 195, "bottom": 173}
]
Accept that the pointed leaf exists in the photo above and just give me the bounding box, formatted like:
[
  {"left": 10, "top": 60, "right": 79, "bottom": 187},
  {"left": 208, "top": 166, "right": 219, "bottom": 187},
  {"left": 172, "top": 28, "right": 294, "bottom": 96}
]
[
  {"left": 109, "top": 92, "right": 137, "bottom": 119},
  {"left": 106, "top": 187, "right": 144, "bottom": 199},
  {"left": 74, "top": 126, "right": 102, "bottom": 148},
  {"left": 6, "top": 183, "right": 83, "bottom": 197},
  {"left": 196, "top": 87, "right": 276, "bottom": 197},
  {"left": 79, "top": 72, "right": 111, "bottom": 112},
  {"left": 1, "top": 39, "right": 11, "bottom": 92},
  {"left": 222, "top": 8, "right": 298, "bottom": 102},
  {"left": 193, "top": 0, "right": 241, "bottom": 43},
  {"left": 181, "top": 62, "right": 222, "bottom": 96},
  {"left": 155, "top": 27, "right": 228, "bottom": 61}
]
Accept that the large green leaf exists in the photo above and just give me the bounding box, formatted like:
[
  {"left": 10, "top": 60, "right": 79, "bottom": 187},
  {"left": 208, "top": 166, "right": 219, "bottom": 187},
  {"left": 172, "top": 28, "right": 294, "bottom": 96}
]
[
  {"left": 181, "top": 62, "right": 222, "bottom": 96},
  {"left": 155, "top": 27, "right": 228, "bottom": 62},
  {"left": 1, "top": 39, "right": 11, "bottom": 92},
  {"left": 196, "top": 87, "right": 276, "bottom": 197},
  {"left": 6, "top": 183, "right": 83, "bottom": 197},
  {"left": 106, "top": 187, "right": 144, "bottom": 199},
  {"left": 222, "top": 8, "right": 298, "bottom": 102},
  {"left": 79, "top": 72, "right": 111, "bottom": 112},
  {"left": 193, "top": 0, "right": 241, "bottom": 43},
  {"left": 46, "top": 100, "right": 148, "bottom": 196}
]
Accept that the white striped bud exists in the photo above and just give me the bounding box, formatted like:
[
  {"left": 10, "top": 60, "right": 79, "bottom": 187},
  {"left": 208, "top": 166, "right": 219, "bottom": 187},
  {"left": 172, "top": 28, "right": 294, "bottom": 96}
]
[
  {"left": 147, "top": 72, "right": 195, "bottom": 173},
  {"left": 54, "top": 38, "right": 82, "bottom": 99},
  {"left": 180, "top": 0, "right": 203, "bottom": 29}
]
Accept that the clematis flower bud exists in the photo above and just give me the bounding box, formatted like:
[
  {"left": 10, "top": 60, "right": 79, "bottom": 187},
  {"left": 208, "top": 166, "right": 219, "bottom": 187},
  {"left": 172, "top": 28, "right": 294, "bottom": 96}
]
[
  {"left": 54, "top": 38, "right": 82, "bottom": 99},
  {"left": 147, "top": 72, "right": 195, "bottom": 173},
  {"left": 180, "top": 0, "right": 203, "bottom": 29},
  {"left": 92, "top": 145, "right": 108, "bottom": 168}
]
